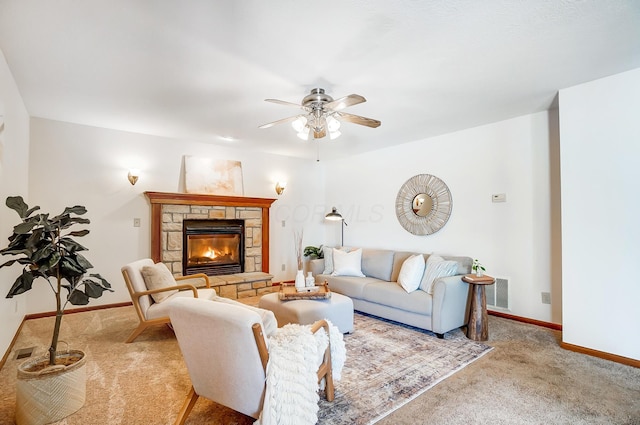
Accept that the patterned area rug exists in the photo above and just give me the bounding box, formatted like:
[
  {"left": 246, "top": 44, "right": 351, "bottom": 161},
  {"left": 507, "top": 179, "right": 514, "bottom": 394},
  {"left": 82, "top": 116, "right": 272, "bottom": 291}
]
[
  {"left": 0, "top": 307, "right": 491, "bottom": 424},
  {"left": 318, "top": 313, "right": 492, "bottom": 425}
]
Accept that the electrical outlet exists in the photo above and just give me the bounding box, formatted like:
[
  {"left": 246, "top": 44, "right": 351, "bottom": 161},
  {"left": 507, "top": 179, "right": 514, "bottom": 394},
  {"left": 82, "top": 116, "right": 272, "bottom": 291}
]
[
  {"left": 281, "top": 264, "right": 286, "bottom": 271},
  {"left": 281, "top": 220, "right": 286, "bottom": 227},
  {"left": 133, "top": 218, "right": 141, "bottom": 227},
  {"left": 541, "top": 292, "right": 551, "bottom": 304}
]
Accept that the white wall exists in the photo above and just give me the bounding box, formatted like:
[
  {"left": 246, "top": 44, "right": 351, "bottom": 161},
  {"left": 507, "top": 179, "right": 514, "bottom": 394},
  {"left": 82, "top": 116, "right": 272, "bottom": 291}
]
[
  {"left": 26, "top": 118, "right": 325, "bottom": 313},
  {"left": 323, "top": 111, "right": 560, "bottom": 323},
  {"left": 559, "top": 68, "right": 640, "bottom": 361},
  {"left": 0, "top": 49, "right": 30, "bottom": 356}
]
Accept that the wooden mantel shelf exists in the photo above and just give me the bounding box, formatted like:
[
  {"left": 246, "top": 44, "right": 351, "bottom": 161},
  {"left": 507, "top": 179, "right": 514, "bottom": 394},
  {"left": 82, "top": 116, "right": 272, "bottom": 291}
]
[
  {"left": 144, "top": 192, "right": 277, "bottom": 273},
  {"left": 144, "top": 191, "right": 276, "bottom": 208}
]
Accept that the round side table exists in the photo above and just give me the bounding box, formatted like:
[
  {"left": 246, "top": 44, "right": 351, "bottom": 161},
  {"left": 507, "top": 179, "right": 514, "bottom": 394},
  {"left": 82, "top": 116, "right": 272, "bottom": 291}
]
[{"left": 462, "top": 274, "right": 495, "bottom": 341}]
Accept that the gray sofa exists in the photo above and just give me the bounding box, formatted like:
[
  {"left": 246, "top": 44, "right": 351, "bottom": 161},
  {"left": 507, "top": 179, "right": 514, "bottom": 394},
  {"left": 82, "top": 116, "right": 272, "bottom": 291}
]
[{"left": 314, "top": 248, "right": 472, "bottom": 338}]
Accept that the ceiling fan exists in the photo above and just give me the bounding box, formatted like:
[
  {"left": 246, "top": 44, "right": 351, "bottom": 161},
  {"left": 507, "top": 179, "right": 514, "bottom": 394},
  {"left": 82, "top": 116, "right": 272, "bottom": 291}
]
[{"left": 259, "top": 88, "right": 381, "bottom": 140}]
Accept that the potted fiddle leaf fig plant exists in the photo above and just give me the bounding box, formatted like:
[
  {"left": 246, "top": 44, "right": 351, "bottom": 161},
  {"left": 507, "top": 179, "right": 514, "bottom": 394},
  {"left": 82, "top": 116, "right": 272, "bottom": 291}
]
[{"left": 0, "top": 196, "right": 113, "bottom": 425}]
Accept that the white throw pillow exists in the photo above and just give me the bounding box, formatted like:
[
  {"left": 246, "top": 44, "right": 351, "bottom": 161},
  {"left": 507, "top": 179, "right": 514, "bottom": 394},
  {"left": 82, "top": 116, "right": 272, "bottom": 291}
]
[
  {"left": 140, "top": 262, "right": 178, "bottom": 303},
  {"left": 322, "top": 246, "right": 352, "bottom": 274},
  {"left": 397, "top": 254, "right": 425, "bottom": 293},
  {"left": 331, "top": 248, "right": 365, "bottom": 277},
  {"left": 420, "top": 255, "right": 459, "bottom": 294}
]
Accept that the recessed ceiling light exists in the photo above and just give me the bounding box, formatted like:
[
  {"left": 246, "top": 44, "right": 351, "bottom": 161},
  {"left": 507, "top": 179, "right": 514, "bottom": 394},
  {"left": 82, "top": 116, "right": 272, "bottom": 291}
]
[{"left": 219, "top": 136, "right": 237, "bottom": 142}]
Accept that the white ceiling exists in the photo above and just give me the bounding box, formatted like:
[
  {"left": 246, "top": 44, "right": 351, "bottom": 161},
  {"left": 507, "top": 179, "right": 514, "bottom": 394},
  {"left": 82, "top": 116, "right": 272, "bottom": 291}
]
[{"left": 1, "top": 1, "right": 639, "bottom": 160}]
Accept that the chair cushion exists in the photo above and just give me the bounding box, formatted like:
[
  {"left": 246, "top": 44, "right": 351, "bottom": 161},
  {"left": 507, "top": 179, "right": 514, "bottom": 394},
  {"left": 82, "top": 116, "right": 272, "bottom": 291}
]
[
  {"left": 147, "top": 288, "right": 217, "bottom": 320},
  {"left": 210, "top": 295, "right": 278, "bottom": 337},
  {"left": 140, "top": 262, "right": 179, "bottom": 303}
]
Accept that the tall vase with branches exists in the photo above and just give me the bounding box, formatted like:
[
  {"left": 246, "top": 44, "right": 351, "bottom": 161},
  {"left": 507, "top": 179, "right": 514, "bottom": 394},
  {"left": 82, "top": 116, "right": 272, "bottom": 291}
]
[
  {"left": 293, "top": 228, "right": 305, "bottom": 289},
  {"left": 293, "top": 228, "right": 303, "bottom": 270}
]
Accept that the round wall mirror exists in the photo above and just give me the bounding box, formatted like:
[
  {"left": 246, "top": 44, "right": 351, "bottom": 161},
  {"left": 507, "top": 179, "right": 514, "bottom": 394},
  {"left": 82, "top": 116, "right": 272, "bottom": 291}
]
[
  {"left": 412, "top": 193, "right": 433, "bottom": 217},
  {"left": 395, "top": 174, "right": 452, "bottom": 235}
]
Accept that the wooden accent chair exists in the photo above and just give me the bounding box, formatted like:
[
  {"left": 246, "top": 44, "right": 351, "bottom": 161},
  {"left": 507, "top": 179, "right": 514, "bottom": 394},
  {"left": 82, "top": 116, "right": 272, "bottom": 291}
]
[
  {"left": 169, "top": 297, "right": 335, "bottom": 424},
  {"left": 121, "top": 258, "right": 217, "bottom": 343}
]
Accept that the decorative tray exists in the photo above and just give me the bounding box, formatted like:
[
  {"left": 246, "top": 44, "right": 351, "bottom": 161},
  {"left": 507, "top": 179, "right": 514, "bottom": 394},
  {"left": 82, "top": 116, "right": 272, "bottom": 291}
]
[{"left": 279, "top": 283, "right": 331, "bottom": 300}]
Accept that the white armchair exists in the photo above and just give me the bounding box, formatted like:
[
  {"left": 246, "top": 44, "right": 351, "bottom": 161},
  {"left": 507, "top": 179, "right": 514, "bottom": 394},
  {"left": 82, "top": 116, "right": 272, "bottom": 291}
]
[
  {"left": 121, "top": 258, "right": 217, "bottom": 343},
  {"left": 169, "top": 297, "right": 335, "bottom": 424}
]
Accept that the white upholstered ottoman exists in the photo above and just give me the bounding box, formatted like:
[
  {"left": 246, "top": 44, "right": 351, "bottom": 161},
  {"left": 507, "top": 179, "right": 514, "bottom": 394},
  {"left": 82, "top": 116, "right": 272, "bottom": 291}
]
[{"left": 258, "top": 291, "right": 354, "bottom": 334}]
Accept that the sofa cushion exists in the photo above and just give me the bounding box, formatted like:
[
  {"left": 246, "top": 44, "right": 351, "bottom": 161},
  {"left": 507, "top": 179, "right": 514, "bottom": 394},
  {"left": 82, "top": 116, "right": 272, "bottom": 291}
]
[
  {"left": 362, "top": 281, "right": 433, "bottom": 316},
  {"left": 332, "top": 248, "right": 365, "bottom": 277},
  {"left": 361, "top": 249, "right": 395, "bottom": 281},
  {"left": 320, "top": 275, "right": 380, "bottom": 299},
  {"left": 397, "top": 254, "right": 425, "bottom": 293},
  {"left": 420, "top": 255, "right": 459, "bottom": 294}
]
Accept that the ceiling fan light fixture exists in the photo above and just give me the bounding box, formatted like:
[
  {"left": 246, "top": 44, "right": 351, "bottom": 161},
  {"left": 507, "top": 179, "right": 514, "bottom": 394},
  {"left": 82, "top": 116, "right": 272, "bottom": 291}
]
[
  {"left": 261, "top": 88, "right": 380, "bottom": 141},
  {"left": 291, "top": 116, "right": 307, "bottom": 132},
  {"left": 297, "top": 128, "right": 310, "bottom": 140},
  {"left": 327, "top": 115, "right": 341, "bottom": 132}
]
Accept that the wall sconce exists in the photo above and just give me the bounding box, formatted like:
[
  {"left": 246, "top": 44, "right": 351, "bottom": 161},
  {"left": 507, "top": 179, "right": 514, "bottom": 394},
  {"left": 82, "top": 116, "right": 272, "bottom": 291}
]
[
  {"left": 275, "top": 182, "right": 286, "bottom": 195},
  {"left": 127, "top": 169, "right": 140, "bottom": 186}
]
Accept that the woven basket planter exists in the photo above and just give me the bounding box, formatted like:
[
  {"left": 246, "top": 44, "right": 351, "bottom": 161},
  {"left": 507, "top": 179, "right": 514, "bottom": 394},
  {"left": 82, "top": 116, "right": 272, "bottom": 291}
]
[{"left": 15, "top": 350, "right": 87, "bottom": 425}]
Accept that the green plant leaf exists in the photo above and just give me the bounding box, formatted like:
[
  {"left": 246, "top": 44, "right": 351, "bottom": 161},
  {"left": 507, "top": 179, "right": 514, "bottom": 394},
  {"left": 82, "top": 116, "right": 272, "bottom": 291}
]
[
  {"left": 13, "top": 221, "right": 37, "bottom": 235},
  {"left": 59, "top": 256, "right": 87, "bottom": 276},
  {"left": 67, "top": 230, "right": 89, "bottom": 237},
  {"left": 6, "top": 270, "right": 35, "bottom": 297},
  {"left": 67, "top": 290, "right": 90, "bottom": 305},
  {"left": 0, "top": 258, "right": 19, "bottom": 268},
  {"left": 90, "top": 273, "right": 112, "bottom": 290},
  {"left": 25, "top": 206, "right": 41, "bottom": 217},
  {"left": 73, "top": 253, "right": 93, "bottom": 270},
  {"left": 32, "top": 244, "right": 57, "bottom": 263},
  {"left": 5, "top": 196, "right": 29, "bottom": 218},
  {"left": 59, "top": 237, "right": 87, "bottom": 253}
]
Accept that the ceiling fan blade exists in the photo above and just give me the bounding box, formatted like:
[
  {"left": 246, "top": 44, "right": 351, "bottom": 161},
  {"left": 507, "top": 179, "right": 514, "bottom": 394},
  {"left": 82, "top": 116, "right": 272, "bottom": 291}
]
[
  {"left": 324, "top": 94, "right": 366, "bottom": 111},
  {"left": 264, "top": 98, "right": 301, "bottom": 107},
  {"left": 336, "top": 111, "right": 381, "bottom": 128},
  {"left": 259, "top": 115, "right": 300, "bottom": 129}
]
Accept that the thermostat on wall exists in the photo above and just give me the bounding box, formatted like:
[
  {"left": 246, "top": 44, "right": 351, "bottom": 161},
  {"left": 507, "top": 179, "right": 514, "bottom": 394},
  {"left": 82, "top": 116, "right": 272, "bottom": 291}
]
[{"left": 492, "top": 193, "right": 507, "bottom": 203}]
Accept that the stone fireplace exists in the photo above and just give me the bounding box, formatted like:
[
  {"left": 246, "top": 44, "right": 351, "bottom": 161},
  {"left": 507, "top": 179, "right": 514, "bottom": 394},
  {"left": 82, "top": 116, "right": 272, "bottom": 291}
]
[
  {"left": 144, "top": 192, "right": 277, "bottom": 299},
  {"left": 183, "top": 219, "right": 245, "bottom": 276}
]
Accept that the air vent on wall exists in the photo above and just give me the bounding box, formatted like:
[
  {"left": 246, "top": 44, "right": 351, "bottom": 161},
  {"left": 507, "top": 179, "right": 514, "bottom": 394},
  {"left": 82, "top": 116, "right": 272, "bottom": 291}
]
[{"left": 486, "top": 277, "right": 509, "bottom": 310}]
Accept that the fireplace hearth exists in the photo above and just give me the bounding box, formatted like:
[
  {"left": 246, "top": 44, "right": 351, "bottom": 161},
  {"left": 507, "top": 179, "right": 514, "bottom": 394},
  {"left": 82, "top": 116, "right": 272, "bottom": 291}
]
[{"left": 183, "top": 219, "right": 244, "bottom": 276}]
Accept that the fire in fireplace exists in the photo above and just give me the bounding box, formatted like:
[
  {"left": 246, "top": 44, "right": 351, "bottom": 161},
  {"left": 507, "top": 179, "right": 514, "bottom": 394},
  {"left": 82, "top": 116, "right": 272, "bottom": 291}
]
[{"left": 183, "top": 219, "right": 244, "bottom": 276}]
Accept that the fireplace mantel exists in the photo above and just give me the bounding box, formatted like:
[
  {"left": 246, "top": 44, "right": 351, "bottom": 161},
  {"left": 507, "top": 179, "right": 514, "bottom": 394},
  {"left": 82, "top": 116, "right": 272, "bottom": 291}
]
[
  {"left": 145, "top": 191, "right": 277, "bottom": 209},
  {"left": 144, "top": 192, "right": 276, "bottom": 273}
]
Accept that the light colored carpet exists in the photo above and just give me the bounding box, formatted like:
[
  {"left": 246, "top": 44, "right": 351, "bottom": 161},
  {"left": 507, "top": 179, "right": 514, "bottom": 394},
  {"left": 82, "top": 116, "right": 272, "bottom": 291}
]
[{"left": 1, "top": 306, "right": 639, "bottom": 424}]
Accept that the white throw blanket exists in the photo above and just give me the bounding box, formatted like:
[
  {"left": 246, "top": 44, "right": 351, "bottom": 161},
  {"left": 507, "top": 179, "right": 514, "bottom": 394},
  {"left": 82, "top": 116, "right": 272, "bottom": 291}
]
[{"left": 255, "top": 321, "right": 346, "bottom": 425}]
